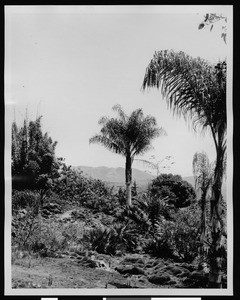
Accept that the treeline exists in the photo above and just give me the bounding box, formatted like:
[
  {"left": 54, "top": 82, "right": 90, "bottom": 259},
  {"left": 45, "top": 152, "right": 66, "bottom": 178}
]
[{"left": 12, "top": 116, "right": 59, "bottom": 191}]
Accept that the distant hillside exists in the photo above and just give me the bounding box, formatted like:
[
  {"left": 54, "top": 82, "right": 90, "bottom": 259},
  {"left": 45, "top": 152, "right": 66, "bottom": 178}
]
[
  {"left": 73, "top": 166, "right": 227, "bottom": 198},
  {"left": 73, "top": 166, "right": 154, "bottom": 189}
]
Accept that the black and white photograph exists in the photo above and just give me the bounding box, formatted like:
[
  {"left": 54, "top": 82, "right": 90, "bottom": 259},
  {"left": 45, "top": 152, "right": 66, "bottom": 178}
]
[{"left": 4, "top": 5, "right": 233, "bottom": 296}]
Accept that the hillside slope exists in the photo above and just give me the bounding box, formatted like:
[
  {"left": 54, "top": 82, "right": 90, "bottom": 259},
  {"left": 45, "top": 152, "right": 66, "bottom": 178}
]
[{"left": 74, "top": 166, "right": 154, "bottom": 187}]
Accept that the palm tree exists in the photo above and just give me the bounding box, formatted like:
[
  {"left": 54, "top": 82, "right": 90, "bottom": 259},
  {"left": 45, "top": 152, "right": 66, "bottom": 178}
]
[
  {"left": 89, "top": 104, "right": 165, "bottom": 206},
  {"left": 193, "top": 151, "right": 213, "bottom": 246},
  {"left": 142, "top": 50, "right": 226, "bottom": 288}
]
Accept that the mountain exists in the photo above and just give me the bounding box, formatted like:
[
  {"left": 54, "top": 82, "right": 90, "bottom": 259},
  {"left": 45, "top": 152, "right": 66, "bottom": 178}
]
[
  {"left": 73, "top": 166, "right": 227, "bottom": 199},
  {"left": 73, "top": 165, "right": 154, "bottom": 188}
]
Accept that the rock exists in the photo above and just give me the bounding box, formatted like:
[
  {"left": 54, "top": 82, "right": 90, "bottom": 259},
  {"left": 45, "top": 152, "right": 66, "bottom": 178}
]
[
  {"left": 108, "top": 280, "right": 134, "bottom": 288},
  {"left": 176, "top": 262, "right": 196, "bottom": 272},
  {"left": 169, "top": 279, "right": 177, "bottom": 285},
  {"left": 96, "top": 260, "right": 109, "bottom": 269},
  {"left": 164, "top": 265, "right": 182, "bottom": 275},
  {"left": 18, "top": 209, "right": 27, "bottom": 217},
  {"left": 189, "top": 270, "right": 207, "bottom": 279},
  {"left": 153, "top": 262, "right": 166, "bottom": 270},
  {"left": 183, "top": 270, "right": 209, "bottom": 288},
  {"left": 148, "top": 272, "right": 171, "bottom": 285},
  {"left": 176, "top": 270, "right": 191, "bottom": 278},
  {"left": 115, "top": 250, "right": 124, "bottom": 257},
  {"left": 80, "top": 257, "right": 109, "bottom": 269},
  {"left": 115, "top": 265, "right": 145, "bottom": 275},
  {"left": 163, "top": 264, "right": 191, "bottom": 277}
]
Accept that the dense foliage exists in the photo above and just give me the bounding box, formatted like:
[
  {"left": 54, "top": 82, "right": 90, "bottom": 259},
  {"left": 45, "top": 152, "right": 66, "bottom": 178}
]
[
  {"left": 148, "top": 174, "right": 196, "bottom": 208},
  {"left": 142, "top": 50, "right": 227, "bottom": 287},
  {"left": 12, "top": 116, "right": 59, "bottom": 191},
  {"left": 11, "top": 114, "right": 227, "bottom": 289}
]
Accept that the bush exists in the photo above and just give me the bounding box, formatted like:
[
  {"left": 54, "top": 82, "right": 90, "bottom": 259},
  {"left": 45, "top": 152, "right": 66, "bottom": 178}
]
[
  {"left": 144, "top": 204, "right": 201, "bottom": 262},
  {"left": 12, "top": 190, "right": 40, "bottom": 212},
  {"left": 148, "top": 173, "right": 196, "bottom": 208},
  {"left": 172, "top": 205, "right": 201, "bottom": 262},
  {"left": 84, "top": 223, "right": 139, "bottom": 255},
  {"left": 115, "top": 204, "right": 150, "bottom": 233},
  {"left": 12, "top": 210, "right": 85, "bottom": 256},
  {"left": 144, "top": 220, "right": 176, "bottom": 259}
]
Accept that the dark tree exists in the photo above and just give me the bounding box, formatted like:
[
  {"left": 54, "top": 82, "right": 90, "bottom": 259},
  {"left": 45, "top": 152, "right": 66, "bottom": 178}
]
[
  {"left": 148, "top": 173, "right": 196, "bottom": 208},
  {"left": 12, "top": 116, "right": 59, "bottom": 192}
]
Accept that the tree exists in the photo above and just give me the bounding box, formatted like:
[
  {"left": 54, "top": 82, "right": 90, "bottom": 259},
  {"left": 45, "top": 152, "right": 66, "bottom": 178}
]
[
  {"left": 142, "top": 50, "right": 227, "bottom": 287},
  {"left": 193, "top": 151, "right": 213, "bottom": 246},
  {"left": 135, "top": 155, "right": 174, "bottom": 176},
  {"left": 148, "top": 173, "right": 196, "bottom": 209},
  {"left": 12, "top": 116, "right": 59, "bottom": 194},
  {"left": 198, "top": 13, "right": 227, "bottom": 44},
  {"left": 89, "top": 104, "right": 164, "bottom": 206}
]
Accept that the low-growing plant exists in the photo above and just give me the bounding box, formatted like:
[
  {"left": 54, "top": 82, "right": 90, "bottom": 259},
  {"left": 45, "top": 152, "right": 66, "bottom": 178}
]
[
  {"left": 84, "top": 222, "right": 139, "bottom": 255},
  {"left": 12, "top": 190, "right": 41, "bottom": 213},
  {"left": 144, "top": 203, "right": 202, "bottom": 262},
  {"left": 144, "top": 219, "right": 176, "bottom": 259},
  {"left": 172, "top": 204, "right": 201, "bottom": 262}
]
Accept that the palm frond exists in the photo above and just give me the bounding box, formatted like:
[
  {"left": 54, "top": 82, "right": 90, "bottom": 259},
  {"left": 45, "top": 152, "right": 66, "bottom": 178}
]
[
  {"left": 112, "top": 104, "right": 128, "bottom": 123},
  {"left": 142, "top": 50, "right": 226, "bottom": 150},
  {"left": 89, "top": 134, "right": 125, "bottom": 156}
]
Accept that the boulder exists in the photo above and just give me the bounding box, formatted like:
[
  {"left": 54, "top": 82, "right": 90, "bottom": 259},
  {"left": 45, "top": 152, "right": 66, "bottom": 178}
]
[
  {"left": 79, "top": 257, "right": 109, "bottom": 269},
  {"left": 175, "top": 262, "right": 196, "bottom": 272},
  {"left": 120, "top": 257, "right": 145, "bottom": 265},
  {"left": 183, "top": 270, "right": 209, "bottom": 288},
  {"left": 115, "top": 265, "right": 145, "bottom": 275},
  {"left": 163, "top": 264, "right": 191, "bottom": 277},
  {"left": 148, "top": 272, "right": 171, "bottom": 285}
]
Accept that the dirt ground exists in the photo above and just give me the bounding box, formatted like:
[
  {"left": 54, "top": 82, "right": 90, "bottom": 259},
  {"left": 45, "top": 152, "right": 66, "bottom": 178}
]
[{"left": 12, "top": 256, "right": 158, "bottom": 289}]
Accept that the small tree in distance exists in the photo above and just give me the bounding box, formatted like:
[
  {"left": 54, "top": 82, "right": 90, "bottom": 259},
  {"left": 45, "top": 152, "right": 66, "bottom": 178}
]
[{"left": 89, "top": 104, "right": 165, "bottom": 206}]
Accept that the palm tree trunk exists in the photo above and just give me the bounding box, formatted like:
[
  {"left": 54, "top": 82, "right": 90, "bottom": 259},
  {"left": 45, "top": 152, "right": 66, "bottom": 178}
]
[
  {"left": 200, "top": 189, "right": 207, "bottom": 242},
  {"left": 125, "top": 154, "right": 132, "bottom": 206},
  {"left": 208, "top": 145, "right": 226, "bottom": 288}
]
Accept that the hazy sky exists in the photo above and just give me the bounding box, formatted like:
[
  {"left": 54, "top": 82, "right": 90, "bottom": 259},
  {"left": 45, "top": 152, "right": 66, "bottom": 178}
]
[{"left": 5, "top": 5, "right": 232, "bottom": 177}]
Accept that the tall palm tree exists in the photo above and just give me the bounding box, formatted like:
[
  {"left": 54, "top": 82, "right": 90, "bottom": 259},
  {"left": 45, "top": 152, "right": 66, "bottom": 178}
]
[
  {"left": 193, "top": 151, "right": 213, "bottom": 246},
  {"left": 89, "top": 104, "right": 165, "bottom": 206},
  {"left": 142, "top": 50, "right": 227, "bottom": 288}
]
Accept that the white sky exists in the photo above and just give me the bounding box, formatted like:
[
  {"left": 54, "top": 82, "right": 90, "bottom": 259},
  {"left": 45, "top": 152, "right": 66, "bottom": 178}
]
[{"left": 5, "top": 5, "right": 232, "bottom": 177}]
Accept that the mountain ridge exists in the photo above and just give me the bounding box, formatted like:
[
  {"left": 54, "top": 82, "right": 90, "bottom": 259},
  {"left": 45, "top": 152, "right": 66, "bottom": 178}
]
[
  {"left": 73, "top": 165, "right": 154, "bottom": 185},
  {"left": 73, "top": 165, "right": 226, "bottom": 198},
  {"left": 73, "top": 165, "right": 194, "bottom": 187}
]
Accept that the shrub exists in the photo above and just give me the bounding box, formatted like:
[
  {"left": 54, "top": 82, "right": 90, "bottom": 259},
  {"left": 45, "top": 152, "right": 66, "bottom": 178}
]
[
  {"left": 12, "top": 190, "right": 40, "bottom": 212},
  {"left": 12, "top": 210, "right": 85, "bottom": 256},
  {"left": 148, "top": 173, "right": 196, "bottom": 208},
  {"left": 115, "top": 204, "right": 150, "bottom": 233},
  {"left": 144, "top": 220, "right": 176, "bottom": 259},
  {"left": 172, "top": 204, "right": 201, "bottom": 262},
  {"left": 12, "top": 208, "right": 42, "bottom": 251},
  {"left": 84, "top": 223, "right": 139, "bottom": 255},
  {"left": 144, "top": 203, "right": 201, "bottom": 262}
]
